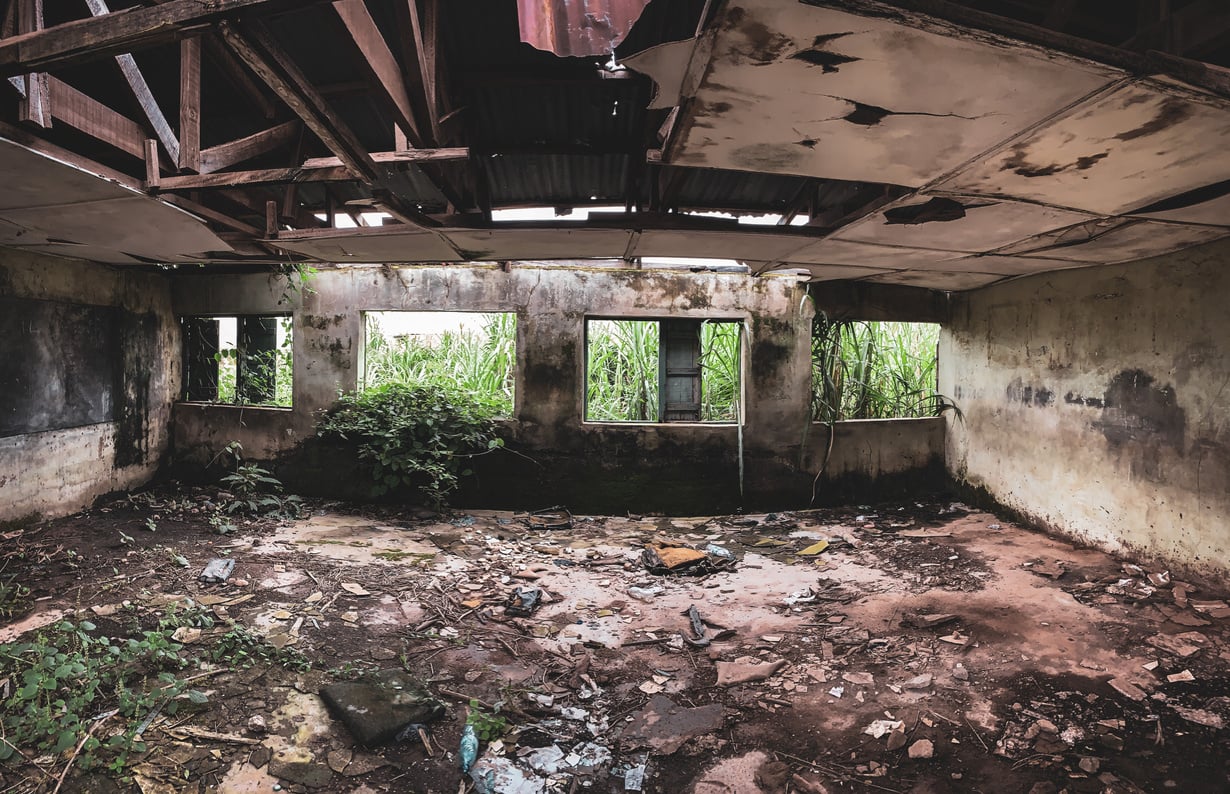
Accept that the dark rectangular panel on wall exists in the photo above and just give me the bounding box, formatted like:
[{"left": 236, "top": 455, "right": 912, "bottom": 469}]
[
  {"left": 182, "top": 317, "right": 219, "bottom": 401},
  {"left": 0, "top": 297, "right": 118, "bottom": 437},
  {"left": 660, "top": 319, "right": 701, "bottom": 422}
]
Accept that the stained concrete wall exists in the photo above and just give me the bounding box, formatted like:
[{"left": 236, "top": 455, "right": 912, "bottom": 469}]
[
  {"left": 0, "top": 250, "right": 176, "bottom": 522},
  {"left": 941, "top": 237, "right": 1230, "bottom": 584},
  {"left": 172, "top": 265, "right": 947, "bottom": 512}
]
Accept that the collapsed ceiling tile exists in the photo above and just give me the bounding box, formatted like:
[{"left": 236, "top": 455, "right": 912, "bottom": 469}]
[
  {"left": 941, "top": 79, "right": 1230, "bottom": 216},
  {"left": 272, "top": 228, "right": 463, "bottom": 263},
  {"left": 622, "top": 38, "right": 704, "bottom": 110},
  {"left": 1130, "top": 179, "right": 1230, "bottom": 227},
  {"left": 768, "top": 262, "right": 890, "bottom": 282},
  {"left": 832, "top": 196, "right": 1097, "bottom": 253},
  {"left": 862, "top": 269, "right": 1005, "bottom": 290},
  {"left": 784, "top": 238, "right": 962, "bottom": 268},
  {"left": 993, "top": 219, "right": 1228, "bottom": 264},
  {"left": 443, "top": 227, "right": 634, "bottom": 261},
  {"left": 658, "top": 0, "right": 1120, "bottom": 186}
]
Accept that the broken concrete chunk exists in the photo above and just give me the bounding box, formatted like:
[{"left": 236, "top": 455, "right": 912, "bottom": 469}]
[
  {"left": 1146, "top": 631, "right": 1207, "bottom": 657},
  {"left": 904, "top": 613, "right": 959, "bottom": 630},
  {"left": 901, "top": 673, "right": 933, "bottom": 690},
  {"left": 1166, "top": 669, "right": 1195, "bottom": 683},
  {"left": 199, "top": 558, "right": 235, "bottom": 583},
  {"left": 319, "top": 670, "right": 444, "bottom": 746},
  {"left": 907, "top": 739, "right": 934, "bottom": 759},
  {"left": 842, "top": 671, "right": 874, "bottom": 686},
  {"left": 1107, "top": 678, "right": 1147, "bottom": 702},
  {"left": 268, "top": 746, "right": 332, "bottom": 788},
  {"left": 717, "top": 657, "right": 787, "bottom": 686},
  {"left": 620, "top": 695, "right": 725, "bottom": 754},
  {"left": 1171, "top": 705, "right": 1224, "bottom": 728},
  {"left": 887, "top": 727, "right": 907, "bottom": 751}
]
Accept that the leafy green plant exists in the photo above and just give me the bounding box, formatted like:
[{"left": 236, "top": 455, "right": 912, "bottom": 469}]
[
  {"left": 0, "top": 562, "right": 30, "bottom": 621},
  {"left": 466, "top": 699, "right": 509, "bottom": 741},
  {"left": 0, "top": 618, "right": 207, "bottom": 772},
  {"left": 210, "top": 626, "right": 310, "bottom": 672},
  {"left": 216, "top": 441, "right": 303, "bottom": 518},
  {"left": 316, "top": 382, "right": 505, "bottom": 506}
]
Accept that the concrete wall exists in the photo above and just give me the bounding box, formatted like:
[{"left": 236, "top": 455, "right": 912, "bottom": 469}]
[
  {"left": 172, "top": 265, "right": 947, "bottom": 513},
  {"left": 0, "top": 249, "right": 176, "bottom": 522},
  {"left": 941, "top": 237, "right": 1230, "bottom": 584}
]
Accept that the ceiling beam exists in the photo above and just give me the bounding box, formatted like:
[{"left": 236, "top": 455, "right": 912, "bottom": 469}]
[
  {"left": 178, "top": 35, "right": 201, "bottom": 172},
  {"left": 218, "top": 19, "right": 439, "bottom": 227},
  {"left": 83, "top": 0, "right": 179, "bottom": 163},
  {"left": 153, "top": 147, "right": 469, "bottom": 190},
  {"left": 199, "top": 119, "right": 300, "bottom": 174},
  {"left": 47, "top": 75, "right": 145, "bottom": 159},
  {"left": 332, "top": 0, "right": 423, "bottom": 147},
  {"left": 392, "top": 0, "right": 440, "bottom": 145},
  {"left": 15, "top": 0, "right": 49, "bottom": 128},
  {"left": 0, "top": 0, "right": 317, "bottom": 78},
  {"left": 1122, "top": 0, "right": 1230, "bottom": 58}
]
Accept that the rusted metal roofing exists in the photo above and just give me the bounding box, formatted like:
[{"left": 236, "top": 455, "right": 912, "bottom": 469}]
[{"left": 517, "top": 0, "right": 653, "bottom": 57}]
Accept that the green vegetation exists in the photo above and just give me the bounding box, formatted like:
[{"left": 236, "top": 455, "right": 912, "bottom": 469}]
[
  {"left": 0, "top": 614, "right": 209, "bottom": 773},
  {"left": 210, "top": 625, "right": 310, "bottom": 672},
  {"left": 586, "top": 320, "right": 659, "bottom": 421},
  {"left": 465, "top": 699, "right": 510, "bottom": 741},
  {"left": 217, "top": 317, "right": 293, "bottom": 407},
  {"left": 215, "top": 441, "right": 303, "bottom": 518},
  {"left": 810, "top": 315, "right": 947, "bottom": 421},
  {"left": 586, "top": 320, "right": 741, "bottom": 422},
  {"left": 363, "top": 313, "right": 515, "bottom": 417},
  {"left": 316, "top": 383, "right": 505, "bottom": 506}
]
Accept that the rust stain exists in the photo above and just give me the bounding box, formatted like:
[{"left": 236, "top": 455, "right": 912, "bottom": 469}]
[{"left": 1001, "top": 144, "right": 1108, "bottom": 178}]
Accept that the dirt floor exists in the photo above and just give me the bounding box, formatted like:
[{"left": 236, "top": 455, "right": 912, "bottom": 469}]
[{"left": 3, "top": 488, "right": 1230, "bottom": 794}]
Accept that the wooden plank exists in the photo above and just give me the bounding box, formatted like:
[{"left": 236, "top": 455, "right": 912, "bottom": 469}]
[
  {"left": 199, "top": 120, "right": 299, "bottom": 174},
  {"left": 392, "top": 0, "right": 439, "bottom": 145},
  {"left": 0, "top": 0, "right": 315, "bottom": 77},
  {"left": 16, "top": 0, "right": 49, "bottom": 128},
  {"left": 217, "top": 20, "right": 380, "bottom": 183},
  {"left": 179, "top": 36, "right": 201, "bottom": 172},
  {"left": 47, "top": 76, "right": 145, "bottom": 159},
  {"left": 161, "top": 194, "right": 262, "bottom": 236},
  {"left": 83, "top": 0, "right": 179, "bottom": 163},
  {"left": 144, "top": 138, "right": 160, "bottom": 188},
  {"left": 158, "top": 164, "right": 353, "bottom": 190},
  {"left": 333, "top": 0, "right": 423, "bottom": 146}
]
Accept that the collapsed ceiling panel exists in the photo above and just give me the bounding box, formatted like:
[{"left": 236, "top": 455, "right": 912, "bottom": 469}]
[
  {"left": 994, "top": 220, "right": 1228, "bottom": 264},
  {"left": 442, "top": 228, "right": 634, "bottom": 261},
  {"left": 652, "top": 1, "right": 1120, "bottom": 187},
  {"left": 769, "top": 262, "right": 890, "bottom": 282},
  {"left": 863, "top": 270, "right": 1005, "bottom": 290},
  {"left": 942, "top": 79, "right": 1230, "bottom": 216},
  {"left": 785, "top": 239, "right": 962, "bottom": 268},
  {"left": 0, "top": 137, "right": 233, "bottom": 264},
  {"left": 632, "top": 228, "right": 819, "bottom": 261},
  {"left": 271, "top": 229, "right": 463, "bottom": 264},
  {"left": 831, "top": 196, "right": 1097, "bottom": 253}
]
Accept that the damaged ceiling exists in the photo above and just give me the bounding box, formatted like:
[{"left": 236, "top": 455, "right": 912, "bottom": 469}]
[{"left": 0, "top": 0, "right": 1227, "bottom": 289}]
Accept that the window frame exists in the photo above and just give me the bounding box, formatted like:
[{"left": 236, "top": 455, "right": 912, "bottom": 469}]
[{"left": 178, "top": 313, "right": 294, "bottom": 409}]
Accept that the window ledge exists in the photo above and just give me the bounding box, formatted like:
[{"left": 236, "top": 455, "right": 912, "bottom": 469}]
[{"left": 176, "top": 402, "right": 293, "bottom": 412}]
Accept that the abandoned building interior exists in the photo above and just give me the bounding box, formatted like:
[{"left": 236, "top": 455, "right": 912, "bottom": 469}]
[{"left": 2, "top": 0, "right": 1230, "bottom": 792}]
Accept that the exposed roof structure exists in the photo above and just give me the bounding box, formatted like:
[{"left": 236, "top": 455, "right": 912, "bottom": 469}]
[{"left": 0, "top": 0, "right": 1228, "bottom": 288}]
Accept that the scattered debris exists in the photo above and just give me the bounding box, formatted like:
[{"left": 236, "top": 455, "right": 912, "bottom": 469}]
[
  {"left": 319, "top": 671, "right": 445, "bottom": 746},
  {"left": 505, "top": 587, "right": 542, "bottom": 617},
  {"left": 620, "top": 695, "right": 725, "bottom": 754},
  {"left": 199, "top": 558, "right": 235, "bottom": 583},
  {"left": 908, "top": 739, "right": 934, "bottom": 759}
]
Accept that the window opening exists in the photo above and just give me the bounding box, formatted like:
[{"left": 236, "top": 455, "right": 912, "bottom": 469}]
[
  {"left": 181, "top": 315, "right": 292, "bottom": 407},
  {"left": 810, "top": 318, "right": 941, "bottom": 421},
  {"left": 586, "top": 318, "right": 741, "bottom": 423},
  {"left": 363, "top": 311, "right": 516, "bottom": 417}
]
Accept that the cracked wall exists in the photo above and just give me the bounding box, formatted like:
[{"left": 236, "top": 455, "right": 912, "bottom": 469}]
[
  {"left": 171, "top": 265, "right": 945, "bottom": 513},
  {"left": 941, "top": 237, "right": 1230, "bottom": 585},
  {"left": 0, "top": 250, "right": 177, "bottom": 522}
]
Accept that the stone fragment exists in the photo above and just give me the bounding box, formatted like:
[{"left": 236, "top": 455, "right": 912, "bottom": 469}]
[
  {"left": 269, "top": 747, "right": 332, "bottom": 788},
  {"left": 901, "top": 673, "right": 932, "bottom": 690},
  {"left": 1171, "top": 705, "right": 1223, "bottom": 728},
  {"left": 886, "top": 728, "right": 908, "bottom": 751},
  {"left": 1079, "top": 757, "right": 1100, "bottom": 773},
  {"left": 246, "top": 715, "right": 267, "bottom": 735},
  {"left": 319, "top": 670, "right": 445, "bottom": 746},
  {"left": 841, "top": 671, "right": 874, "bottom": 686},
  {"left": 716, "top": 658, "right": 786, "bottom": 686},
  {"left": 1107, "top": 678, "right": 1147, "bottom": 702},
  {"left": 620, "top": 695, "right": 725, "bottom": 755},
  {"left": 326, "top": 749, "right": 352, "bottom": 774},
  {"left": 907, "top": 739, "right": 934, "bottom": 759}
]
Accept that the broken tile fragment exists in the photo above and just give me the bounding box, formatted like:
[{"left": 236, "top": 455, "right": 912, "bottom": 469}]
[
  {"left": 1107, "top": 678, "right": 1147, "bottom": 701},
  {"left": 717, "top": 657, "right": 786, "bottom": 686},
  {"left": 620, "top": 695, "right": 725, "bottom": 754}
]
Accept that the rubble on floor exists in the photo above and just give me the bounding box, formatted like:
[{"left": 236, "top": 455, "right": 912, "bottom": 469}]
[{"left": 1, "top": 492, "right": 1229, "bottom": 792}]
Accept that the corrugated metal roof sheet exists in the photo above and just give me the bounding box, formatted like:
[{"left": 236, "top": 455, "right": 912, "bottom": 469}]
[
  {"left": 466, "top": 79, "right": 649, "bottom": 150},
  {"left": 484, "top": 153, "right": 629, "bottom": 206}
]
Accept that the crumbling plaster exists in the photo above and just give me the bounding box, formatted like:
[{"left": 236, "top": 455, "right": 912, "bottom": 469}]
[
  {"left": 0, "top": 249, "right": 176, "bottom": 522},
  {"left": 172, "top": 265, "right": 944, "bottom": 511},
  {"left": 941, "top": 237, "right": 1230, "bottom": 584}
]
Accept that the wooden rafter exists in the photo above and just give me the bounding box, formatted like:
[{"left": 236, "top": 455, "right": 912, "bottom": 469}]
[
  {"left": 83, "top": 0, "right": 179, "bottom": 163},
  {"left": 153, "top": 147, "right": 469, "bottom": 191},
  {"left": 179, "top": 36, "right": 201, "bottom": 172},
  {"left": 199, "top": 120, "right": 300, "bottom": 174},
  {"left": 0, "top": 0, "right": 317, "bottom": 77},
  {"left": 333, "top": 0, "right": 423, "bottom": 147},
  {"left": 47, "top": 76, "right": 145, "bottom": 159},
  {"left": 16, "top": 0, "right": 49, "bottom": 128},
  {"left": 218, "top": 19, "right": 439, "bottom": 227},
  {"left": 392, "top": 0, "right": 440, "bottom": 145}
]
